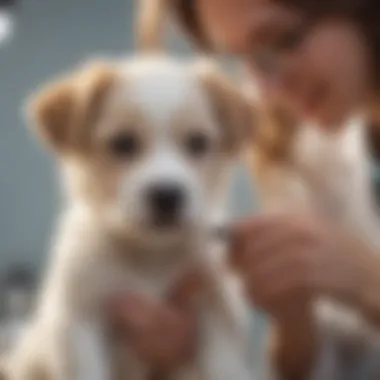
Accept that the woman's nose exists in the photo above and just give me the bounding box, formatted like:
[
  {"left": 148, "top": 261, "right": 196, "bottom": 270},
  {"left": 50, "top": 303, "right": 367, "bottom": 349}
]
[{"left": 267, "top": 55, "right": 307, "bottom": 104}]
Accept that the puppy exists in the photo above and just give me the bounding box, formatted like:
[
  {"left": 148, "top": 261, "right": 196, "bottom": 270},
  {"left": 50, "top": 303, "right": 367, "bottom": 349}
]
[{"left": 4, "top": 3, "right": 256, "bottom": 380}]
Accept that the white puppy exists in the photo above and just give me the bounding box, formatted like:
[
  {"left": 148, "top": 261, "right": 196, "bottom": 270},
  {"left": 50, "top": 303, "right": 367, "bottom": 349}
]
[{"left": 4, "top": 27, "right": 256, "bottom": 380}]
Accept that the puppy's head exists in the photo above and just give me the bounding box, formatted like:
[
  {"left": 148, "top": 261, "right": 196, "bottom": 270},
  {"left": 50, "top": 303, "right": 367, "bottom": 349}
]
[{"left": 27, "top": 57, "right": 254, "bottom": 244}]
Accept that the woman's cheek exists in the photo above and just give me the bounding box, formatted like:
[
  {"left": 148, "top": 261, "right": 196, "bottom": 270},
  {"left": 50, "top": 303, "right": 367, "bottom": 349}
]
[{"left": 306, "top": 22, "right": 370, "bottom": 102}]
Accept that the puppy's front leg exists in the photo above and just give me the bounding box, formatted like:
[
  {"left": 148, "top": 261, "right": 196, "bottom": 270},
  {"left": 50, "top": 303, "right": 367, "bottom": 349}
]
[
  {"left": 197, "top": 297, "right": 255, "bottom": 380},
  {"left": 70, "top": 320, "right": 112, "bottom": 380},
  {"left": 173, "top": 277, "right": 255, "bottom": 380},
  {"left": 9, "top": 317, "right": 113, "bottom": 380},
  {"left": 193, "top": 241, "right": 256, "bottom": 380}
]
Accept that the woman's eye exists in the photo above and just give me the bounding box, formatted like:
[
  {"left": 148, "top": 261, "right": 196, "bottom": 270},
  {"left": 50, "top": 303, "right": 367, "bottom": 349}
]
[
  {"left": 274, "top": 26, "right": 306, "bottom": 51},
  {"left": 185, "top": 133, "right": 211, "bottom": 158},
  {"left": 108, "top": 133, "right": 140, "bottom": 159}
]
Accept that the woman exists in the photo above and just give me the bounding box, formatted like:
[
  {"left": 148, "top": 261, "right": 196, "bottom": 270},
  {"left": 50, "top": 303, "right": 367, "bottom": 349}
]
[{"left": 111, "top": 0, "right": 380, "bottom": 379}]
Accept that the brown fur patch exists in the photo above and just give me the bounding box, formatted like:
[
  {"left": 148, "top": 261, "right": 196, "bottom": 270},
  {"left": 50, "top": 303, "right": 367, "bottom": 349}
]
[
  {"left": 196, "top": 63, "right": 256, "bottom": 154},
  {"left": 27, "top": 61, "right": 117, "bottom": 154},
  {"left": 251, "top": 104, "right": 299, "bottom": 177}
]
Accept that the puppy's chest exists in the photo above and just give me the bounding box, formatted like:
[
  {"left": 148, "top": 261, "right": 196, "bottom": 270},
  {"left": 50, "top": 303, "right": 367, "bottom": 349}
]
[
  {"left": 88, "top": 246, "right": 195, "bottom": 309},
  {"left": 104, "top": 261, "right": 185, "bottom": 299}
]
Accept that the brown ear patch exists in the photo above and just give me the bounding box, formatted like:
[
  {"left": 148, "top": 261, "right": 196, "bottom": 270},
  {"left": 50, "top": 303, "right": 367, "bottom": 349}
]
[
  {"left": 26, "top": 61, "right": 117, "bottom": 154},
  {"left": 27, "top": 78, "right": 75, "bottom": 150},
  {"left": 196, "top": 61, "right": 256, "bottom": 154}
]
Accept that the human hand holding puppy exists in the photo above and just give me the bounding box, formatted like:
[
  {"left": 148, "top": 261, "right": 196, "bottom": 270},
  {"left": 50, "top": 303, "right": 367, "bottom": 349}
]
[
  {"left": 113, "top": 212, "right": 380, "bottom": 377},
  {"left": 109, "top": 271, "right": 203, "bottom": 373},
  {"left": 232, "top": 212, "right": 380, "bottom": 378}
]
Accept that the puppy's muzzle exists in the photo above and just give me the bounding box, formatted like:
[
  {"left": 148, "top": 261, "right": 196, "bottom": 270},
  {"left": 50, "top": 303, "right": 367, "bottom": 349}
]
[{"left": 146, "top": 182, "right": 186, "bottom": 228}]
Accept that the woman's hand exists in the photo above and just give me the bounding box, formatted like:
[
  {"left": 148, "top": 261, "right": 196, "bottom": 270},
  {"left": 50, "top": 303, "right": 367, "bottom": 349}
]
[
  {"left": 229, "top": 211, "right": 380, "bottom": 378},
  {"left": 230, "top": 211, "right": 380, "bottom": 323},
  {"left": 109, "top": 272, "right": 202, "bottom": 373}
]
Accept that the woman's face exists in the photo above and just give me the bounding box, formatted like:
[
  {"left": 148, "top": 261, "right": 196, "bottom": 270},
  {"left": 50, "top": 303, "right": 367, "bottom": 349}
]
[{"left": 197, "top": 0, "right": 371, "bottom": 128}]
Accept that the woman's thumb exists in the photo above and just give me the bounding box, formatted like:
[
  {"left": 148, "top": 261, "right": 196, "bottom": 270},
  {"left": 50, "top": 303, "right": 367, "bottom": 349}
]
[{"left": 168, "top": 271, "right": 205, "bottom": 311}]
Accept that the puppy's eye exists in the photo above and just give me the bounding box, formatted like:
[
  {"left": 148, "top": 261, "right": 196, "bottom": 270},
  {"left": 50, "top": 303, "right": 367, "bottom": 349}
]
[
  {"left": 185, "top": 133, "right": 211, "bottom": 158},
  {"left": 108, "top": 133, "right": 140, "bottom": 159}
]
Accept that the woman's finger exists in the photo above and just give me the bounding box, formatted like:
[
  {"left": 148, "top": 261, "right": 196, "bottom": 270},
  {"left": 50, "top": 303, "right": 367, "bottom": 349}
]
[
  {"left": 168, "top": 270, "right": 206, "bottom": 311},
  {"left": 231, "top": 211, "right": 292, "bottom": 240},
  {"left": 108, "top": 294, "right": 160, "bottom": 336},
  {"left": 229, "top": 212, "right": 291, "bottom": 268},
  {"left": 125, "top": 301, "right": 197, "bottom": 369},
  {"left": 234, "top": 224, "right": 303, "bottom": 272},
  {"left": 255, "top": 245, "right": 314, "bottom": 280},
  {"left": 245, "top": 246, "right": 317, "bottom": 310}
]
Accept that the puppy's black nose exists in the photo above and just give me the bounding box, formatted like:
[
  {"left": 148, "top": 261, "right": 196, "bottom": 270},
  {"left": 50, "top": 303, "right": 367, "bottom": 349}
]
[{"left": 147, "top": 183, "right": 185, "bottom": 217}]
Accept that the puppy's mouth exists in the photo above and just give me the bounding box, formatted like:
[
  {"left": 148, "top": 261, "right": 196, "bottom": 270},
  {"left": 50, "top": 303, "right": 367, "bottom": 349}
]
[{"left": 148, "top": 213, "right": 185, "bottom": 231}]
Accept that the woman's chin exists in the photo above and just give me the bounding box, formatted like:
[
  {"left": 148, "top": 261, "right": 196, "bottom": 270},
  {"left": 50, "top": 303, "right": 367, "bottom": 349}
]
[{"left": 304, "top": 107, "right": 349, "bottom": 132}]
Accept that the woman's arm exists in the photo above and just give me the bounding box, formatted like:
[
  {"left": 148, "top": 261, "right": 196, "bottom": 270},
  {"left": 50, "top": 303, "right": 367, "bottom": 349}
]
[
  {"left": 269, "top": 315, "right": 319, "bottom": 380},
  {"left": 250, "top": 166, "right": 321, "bottom": 379}
]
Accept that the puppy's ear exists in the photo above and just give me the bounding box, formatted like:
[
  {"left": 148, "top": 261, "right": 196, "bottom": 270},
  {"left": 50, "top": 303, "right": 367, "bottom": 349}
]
[
  {"left": 26, "top": 76, "right": 75, "bottom": 150},
  {"left": 196, "top": 61, "right": 256, "bottom": 154},
  {"left": 26, "top": 61, "right": 116, "bottom": 153}
]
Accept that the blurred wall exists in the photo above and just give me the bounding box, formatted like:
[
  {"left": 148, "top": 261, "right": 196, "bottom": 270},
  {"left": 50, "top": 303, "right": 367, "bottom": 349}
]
[{"left": 0, "top": 0, "right": 257, "bottom": 271}]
